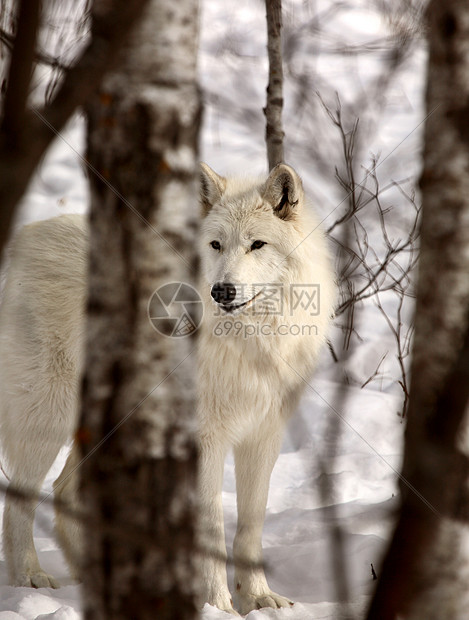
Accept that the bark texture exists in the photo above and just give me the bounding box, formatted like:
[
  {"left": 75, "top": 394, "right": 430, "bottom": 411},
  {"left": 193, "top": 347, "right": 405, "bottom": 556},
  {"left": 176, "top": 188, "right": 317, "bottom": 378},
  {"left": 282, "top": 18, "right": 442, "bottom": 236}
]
[
  {"left": 79, "top": 1, "right": 201, "bottom": 619},
  {"left": 366, "top": 2, "right": 469, "bottom": 618},
  {"left": 264, "top": 0, "right": 284, "bottom": 170}
]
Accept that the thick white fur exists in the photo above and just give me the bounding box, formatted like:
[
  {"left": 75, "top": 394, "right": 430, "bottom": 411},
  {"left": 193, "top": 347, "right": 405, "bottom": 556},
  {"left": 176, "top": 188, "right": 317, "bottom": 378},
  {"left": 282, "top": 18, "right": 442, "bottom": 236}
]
[
  {"left": 197, "top": 164, "right": 335, "bottom": 614},
  {"left": 0, "top": 214, "right": 87, "bottom": 588},
  {"left": 0, "top": 165, "right": 334, "bottom": 615}
]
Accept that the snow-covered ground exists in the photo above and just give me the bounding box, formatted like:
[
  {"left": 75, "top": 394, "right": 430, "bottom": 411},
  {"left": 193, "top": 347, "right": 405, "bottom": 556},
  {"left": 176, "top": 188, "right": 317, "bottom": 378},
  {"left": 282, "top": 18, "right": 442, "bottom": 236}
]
[{"left": 0, "top": 1, "right": 427, "bottom": 618}]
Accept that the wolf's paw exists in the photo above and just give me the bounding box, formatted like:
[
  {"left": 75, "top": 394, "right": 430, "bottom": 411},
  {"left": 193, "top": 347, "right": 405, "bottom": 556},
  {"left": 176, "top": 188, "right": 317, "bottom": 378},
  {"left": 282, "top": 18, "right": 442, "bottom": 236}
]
[
  {"left": 206, "top": 592, "right": 241, "bottom": 616},
  {"left": 15, "top": 571, "right": 59, "bottom": 589},
  {"left": 237, "top": 590, "right": 293, "bottom": 615}
]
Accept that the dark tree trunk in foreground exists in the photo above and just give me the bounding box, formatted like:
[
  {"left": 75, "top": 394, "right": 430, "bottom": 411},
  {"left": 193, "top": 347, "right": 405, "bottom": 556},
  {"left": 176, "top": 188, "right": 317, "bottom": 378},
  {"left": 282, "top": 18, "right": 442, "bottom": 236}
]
[
  {"left": 79, "top": 1, "right": 201, "bottom": 618},
  {"left": 264, "top": 0, "right": 284, "bottom": 170},
  {"left": 367, "top": 2, "right": 469, "bottom": 618}
]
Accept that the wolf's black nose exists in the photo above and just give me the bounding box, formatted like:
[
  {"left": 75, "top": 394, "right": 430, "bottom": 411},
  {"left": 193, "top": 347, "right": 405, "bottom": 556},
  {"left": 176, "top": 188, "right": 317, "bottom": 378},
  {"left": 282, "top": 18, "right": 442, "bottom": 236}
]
[{"left": 211, "top": 282, "right": 237, "bottom": 304}]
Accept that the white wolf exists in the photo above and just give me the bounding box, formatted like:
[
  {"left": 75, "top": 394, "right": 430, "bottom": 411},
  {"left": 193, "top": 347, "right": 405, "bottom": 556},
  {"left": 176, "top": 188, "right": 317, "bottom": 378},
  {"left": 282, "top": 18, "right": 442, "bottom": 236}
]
[
  {"left": 0, "top": 214, "right": 86, "bottom": 589},
  {"left": 0, "top": 163, "right": 334, "bottom": 615},
  {"left": 197, "top": 163, "right": 335, "bottom": 614}
]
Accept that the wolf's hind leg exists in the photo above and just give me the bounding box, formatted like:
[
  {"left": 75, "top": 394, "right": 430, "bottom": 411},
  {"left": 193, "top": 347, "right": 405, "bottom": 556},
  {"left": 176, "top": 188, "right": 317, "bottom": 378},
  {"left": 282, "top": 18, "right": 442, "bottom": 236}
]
[
  {"left": 54, "top": 441, "right": 82, "bottom": 581},
  {"left": 233, "top": 423, "right": 294, "bottom": 614},
  {"left": 3, "top": 435, "right": 63, "bottom": 588}
]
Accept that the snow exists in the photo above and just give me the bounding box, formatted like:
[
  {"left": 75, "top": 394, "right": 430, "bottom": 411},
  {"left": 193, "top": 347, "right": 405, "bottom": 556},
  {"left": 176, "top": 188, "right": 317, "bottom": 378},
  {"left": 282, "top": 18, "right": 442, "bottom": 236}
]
[{"left": 0, "top": 0, "right": 427, "bottom": 618}]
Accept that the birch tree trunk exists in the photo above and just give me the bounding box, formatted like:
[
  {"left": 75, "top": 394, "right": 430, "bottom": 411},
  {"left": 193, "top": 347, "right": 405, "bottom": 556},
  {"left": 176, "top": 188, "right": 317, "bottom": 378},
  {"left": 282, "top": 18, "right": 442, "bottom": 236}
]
[
  {"left": 79, "top": 1, "right": 201, "bottom": 618},
  {"left": 264, "top": 0, "right": 284, "bottom": 170},
  {"left": 366, "top": 2, "right": 469, "bottom": 618}
]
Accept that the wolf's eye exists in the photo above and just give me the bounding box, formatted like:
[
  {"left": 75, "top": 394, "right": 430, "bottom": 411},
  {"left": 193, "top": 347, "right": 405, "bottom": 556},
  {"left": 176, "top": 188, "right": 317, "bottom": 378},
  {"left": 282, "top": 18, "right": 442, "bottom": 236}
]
[
  {"left": 210, "top": 240, "right": 221, "bottom": 251},
  {"left": 251, "top": 240, "right": 266, "bottom": 251}
]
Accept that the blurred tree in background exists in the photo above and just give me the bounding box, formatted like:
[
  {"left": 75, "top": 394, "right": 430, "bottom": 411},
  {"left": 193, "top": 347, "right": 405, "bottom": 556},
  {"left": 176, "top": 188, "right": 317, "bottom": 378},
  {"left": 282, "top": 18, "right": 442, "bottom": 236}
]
[{"left": 367, "top": 1, "right": 469, "bottom": 618}]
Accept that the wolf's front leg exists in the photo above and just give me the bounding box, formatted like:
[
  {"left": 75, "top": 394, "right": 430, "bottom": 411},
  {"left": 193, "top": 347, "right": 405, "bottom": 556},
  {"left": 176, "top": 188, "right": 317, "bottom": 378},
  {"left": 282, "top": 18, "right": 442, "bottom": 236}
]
[
  {"left": 198, "top": 437, "right": 240, "bottom": 616},
  {"left": 53, "top": 443, "right": 82, "bottom": 581},
  {"left": 233, "top": 426, "right": 293, "bottom": 615}
]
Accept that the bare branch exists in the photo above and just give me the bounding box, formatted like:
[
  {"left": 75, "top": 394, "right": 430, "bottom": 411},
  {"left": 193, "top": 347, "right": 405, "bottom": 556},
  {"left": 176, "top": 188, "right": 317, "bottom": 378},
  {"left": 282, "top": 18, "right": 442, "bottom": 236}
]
[
  {"left": 0, "top": 25, "right": 70, "bottom": 72},
  {"left": 320, "top": 92, "right": 420, "bottom": 420}
]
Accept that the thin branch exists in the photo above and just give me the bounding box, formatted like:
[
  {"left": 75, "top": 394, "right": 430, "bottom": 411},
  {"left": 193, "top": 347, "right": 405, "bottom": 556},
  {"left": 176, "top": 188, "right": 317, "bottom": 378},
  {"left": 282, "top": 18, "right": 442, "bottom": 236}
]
[
  {"left": 375, "top": 290, "right": 412, "bottom": 417},
  {"left": 321, "top": 93, "right": 420, "bottom": 417},
  {"left": 0, "top": 26, "right": 71, "bottom": 72}
]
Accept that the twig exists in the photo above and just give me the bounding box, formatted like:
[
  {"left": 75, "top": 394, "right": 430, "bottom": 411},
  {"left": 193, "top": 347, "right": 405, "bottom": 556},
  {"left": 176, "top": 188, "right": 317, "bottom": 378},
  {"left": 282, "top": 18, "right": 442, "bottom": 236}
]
[
  {"left": 322, "top": 95, "right": 420, "bottom": 416},
  {"left": 0, "top": 26, "right": 71, "bottom": 72}
]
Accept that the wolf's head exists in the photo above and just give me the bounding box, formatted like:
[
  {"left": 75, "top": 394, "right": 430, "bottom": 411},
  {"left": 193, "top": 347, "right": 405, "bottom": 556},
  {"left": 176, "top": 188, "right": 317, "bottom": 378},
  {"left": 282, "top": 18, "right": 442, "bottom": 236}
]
[{"left": 199, "top": 163, "right": 306, "bottom": 317}]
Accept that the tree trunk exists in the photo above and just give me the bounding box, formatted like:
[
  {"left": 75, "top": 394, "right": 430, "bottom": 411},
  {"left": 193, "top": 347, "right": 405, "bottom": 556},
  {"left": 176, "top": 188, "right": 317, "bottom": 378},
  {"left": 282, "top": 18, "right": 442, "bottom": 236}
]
[
  {"left": 264, "top": 0, "right": 284, "bottom": 170},
  {"left": 79, "top": 1, "right": 201, "bottom": 619},
  {"left": 366, "top": 2, "right": 469, "bottom": 618}
]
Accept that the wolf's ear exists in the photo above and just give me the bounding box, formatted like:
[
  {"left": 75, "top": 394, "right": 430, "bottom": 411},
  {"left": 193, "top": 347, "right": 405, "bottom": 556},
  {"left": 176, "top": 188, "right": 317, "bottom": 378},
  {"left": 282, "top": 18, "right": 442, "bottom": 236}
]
[
  {"left": 262, "top": 163, "right": 304, "bottom": 220},
  {"left": 200, "top": 163, "right": 227, "bottom": 216}
]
